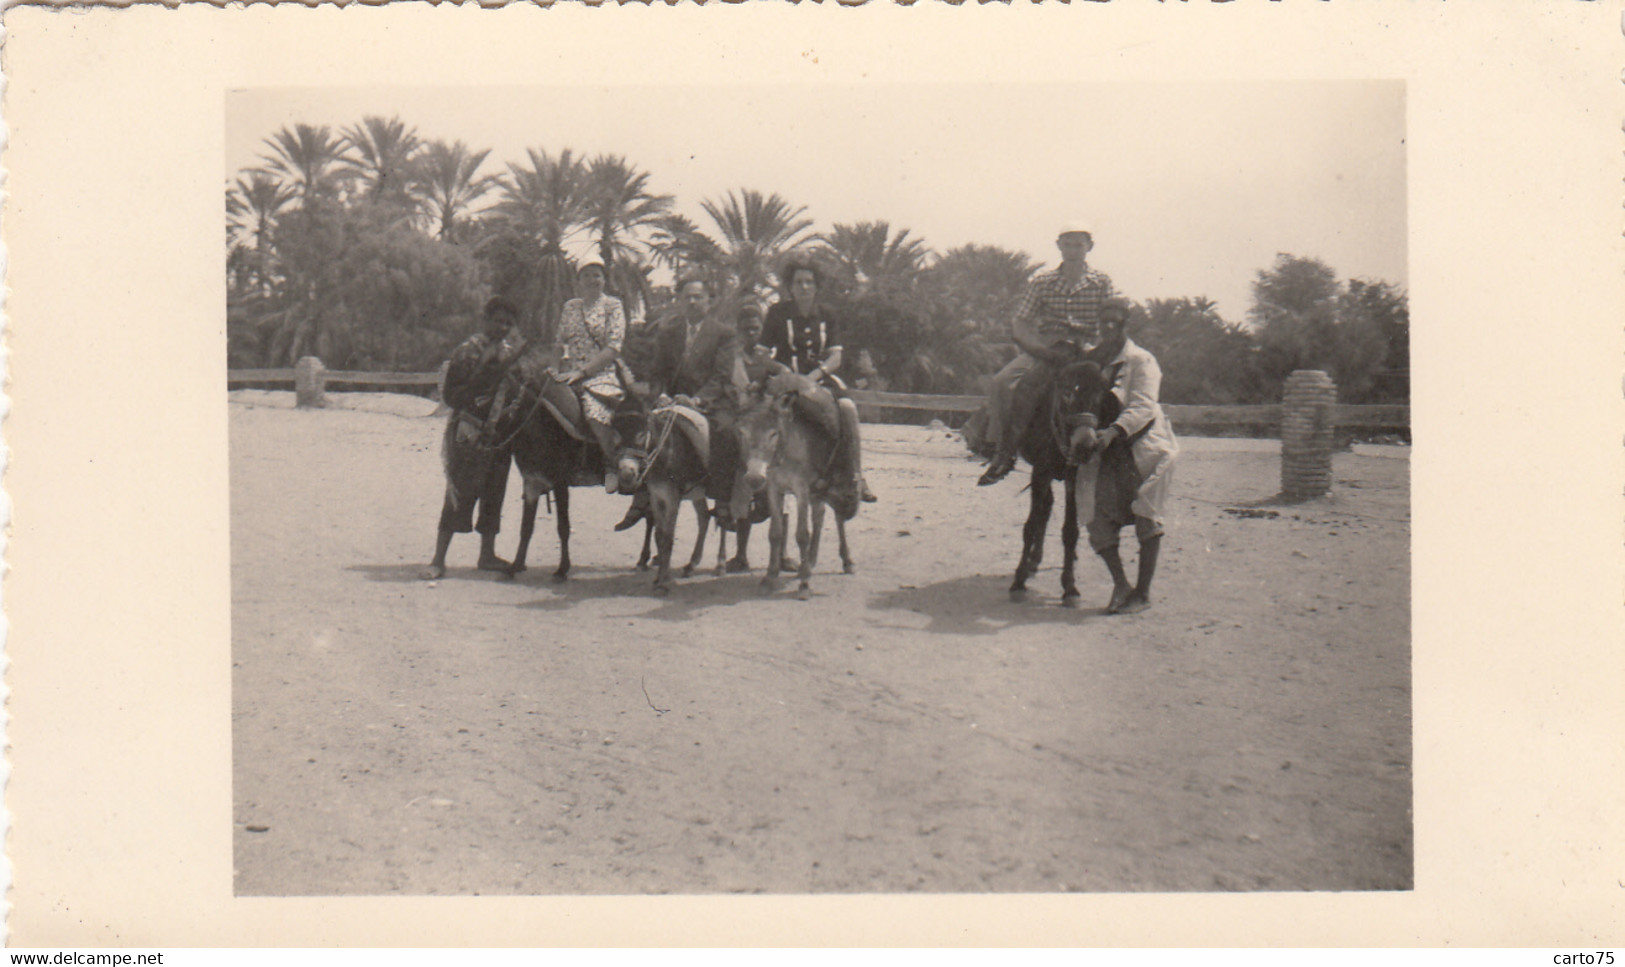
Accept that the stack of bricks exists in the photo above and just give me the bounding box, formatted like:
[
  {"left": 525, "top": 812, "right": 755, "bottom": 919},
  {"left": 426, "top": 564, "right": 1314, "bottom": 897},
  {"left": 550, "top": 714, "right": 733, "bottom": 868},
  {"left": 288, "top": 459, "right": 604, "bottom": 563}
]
[{"left": 1280, "top": 369, "right": 1336, "bottom": 498}]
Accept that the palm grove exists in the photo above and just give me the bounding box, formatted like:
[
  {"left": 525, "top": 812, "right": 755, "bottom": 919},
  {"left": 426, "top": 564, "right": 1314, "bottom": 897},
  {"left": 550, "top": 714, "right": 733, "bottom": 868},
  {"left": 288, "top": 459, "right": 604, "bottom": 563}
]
[{"left": 227, "top": 115, "right": 1409, "bottom": 405}]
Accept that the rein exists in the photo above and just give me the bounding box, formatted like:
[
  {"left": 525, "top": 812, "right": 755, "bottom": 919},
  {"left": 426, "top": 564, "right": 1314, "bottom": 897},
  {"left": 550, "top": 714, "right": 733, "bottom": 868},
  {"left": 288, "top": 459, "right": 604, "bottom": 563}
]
[
  {"left": 626, "top": 406, "right": 679, "bottom": 492},
  {"left": 490, "top": 377, "right": 552, "bottom": 451},
  {"left": 1047, "top": 368, "right": 1086, "bottom": 462}
]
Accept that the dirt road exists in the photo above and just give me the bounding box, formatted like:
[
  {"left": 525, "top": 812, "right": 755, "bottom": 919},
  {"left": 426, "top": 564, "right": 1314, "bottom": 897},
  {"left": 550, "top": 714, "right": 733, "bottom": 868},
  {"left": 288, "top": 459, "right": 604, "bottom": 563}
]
[{"left": 231, "top": 391, "right": 1410, "bottom": 895}]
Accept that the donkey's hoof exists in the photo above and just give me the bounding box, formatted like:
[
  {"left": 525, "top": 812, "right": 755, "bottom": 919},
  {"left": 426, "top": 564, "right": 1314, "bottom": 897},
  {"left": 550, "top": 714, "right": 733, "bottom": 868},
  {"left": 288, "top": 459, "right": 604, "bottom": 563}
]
[
  {"left": 1009, "top": 587, "right": 1029, "bottom": 603},
  {"left": 1060, "top": 592, "right": 1081, "bottom": 609},
  {"left": 636, "top": 562, "right": 651, "bottom": 572},
  {"left": 796, "top": 586, "right": 813, "bottom": 601},
  {"left": 841, "top": 562, "right": 856, "bottom": 575},
  {"left": 760, "top": 578, "right": 782, "bottom": 595},
  {"left": 1116, "top": 594, "right": 1151, "bottom": 615},
  {"left": 551, "top": 570, "right": 569, "bottom": 583},
  {"left": 652, "top": 583, "right": 672, "bottom": 596},
  {"left": 681, "top": 565, "right": 696, "bottom": 578}
]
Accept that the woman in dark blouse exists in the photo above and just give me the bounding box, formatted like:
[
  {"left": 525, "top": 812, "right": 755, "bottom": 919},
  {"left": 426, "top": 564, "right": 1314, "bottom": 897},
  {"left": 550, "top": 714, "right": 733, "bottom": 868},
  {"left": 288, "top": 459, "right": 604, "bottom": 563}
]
[{"left": 762, "top": 259, "right": 877, "bottom": 503}]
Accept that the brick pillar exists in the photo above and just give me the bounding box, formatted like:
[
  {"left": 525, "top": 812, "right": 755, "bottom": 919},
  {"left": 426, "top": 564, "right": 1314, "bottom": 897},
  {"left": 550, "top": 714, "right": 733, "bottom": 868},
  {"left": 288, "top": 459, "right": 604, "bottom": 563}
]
[
  {"left": 1280, "top": 369, "right": 1336, "bottom": 498},
  {"left": 294, "top": 356, "right": 327, "bottom": 409}
]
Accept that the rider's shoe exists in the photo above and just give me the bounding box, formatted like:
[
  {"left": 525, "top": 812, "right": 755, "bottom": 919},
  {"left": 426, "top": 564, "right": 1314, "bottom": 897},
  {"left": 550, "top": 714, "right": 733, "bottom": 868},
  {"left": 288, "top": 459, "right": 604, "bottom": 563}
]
[
  {"left": 858, "top": 476, "right": 878, "bottom": 503},
  {"left": 604, "top": 472, "right": 620, "bottom": 494},
  {"left": 613, "top": 501, "right": 647, "bottom": 532},
  {"left": 977, "top": 455, "right": 1016, "bottom": 487}
]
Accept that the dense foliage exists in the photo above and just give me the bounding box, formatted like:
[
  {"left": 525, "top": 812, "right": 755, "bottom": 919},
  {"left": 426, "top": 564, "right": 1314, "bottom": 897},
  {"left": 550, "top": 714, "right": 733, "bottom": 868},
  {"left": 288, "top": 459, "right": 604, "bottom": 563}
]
[{"left": 228, "top": 116, "right": 1407, "bottom": 403}]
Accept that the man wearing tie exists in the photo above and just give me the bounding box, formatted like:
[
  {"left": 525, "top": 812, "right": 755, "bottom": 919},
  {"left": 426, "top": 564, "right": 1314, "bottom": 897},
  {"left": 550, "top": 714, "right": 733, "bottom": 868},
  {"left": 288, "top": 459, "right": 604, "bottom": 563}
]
[{"left": 647, "top": 274, "right": 743, "bottom": 515}]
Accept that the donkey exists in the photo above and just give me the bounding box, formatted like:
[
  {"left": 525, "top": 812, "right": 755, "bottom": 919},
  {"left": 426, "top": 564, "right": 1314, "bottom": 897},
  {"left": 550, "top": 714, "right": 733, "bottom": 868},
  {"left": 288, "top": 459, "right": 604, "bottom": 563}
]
[
  {"left": 736, "top": 377, "right": 857, "bottom": 600},
  {"left": 617, "top": 402, "right": 718, "bottom": 594},
  {"left": 628, "top": 490, "right": 728, "bottom": 577},
  {"left": 1005, "top": 346, "right": 1122, "bottom": 606},
  {"left": 493, "top": 357, "right": 594, "bottom": 582}
]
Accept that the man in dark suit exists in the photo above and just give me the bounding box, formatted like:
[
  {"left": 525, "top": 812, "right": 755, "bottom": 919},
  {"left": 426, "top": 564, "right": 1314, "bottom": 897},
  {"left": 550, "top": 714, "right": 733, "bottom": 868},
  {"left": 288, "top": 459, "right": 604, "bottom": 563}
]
[
  {"left": 647, "top": 274, "right": 743, "bottom": 518},
  {"left": 649, "top": 274, "right": 740, "bottom": 412}
]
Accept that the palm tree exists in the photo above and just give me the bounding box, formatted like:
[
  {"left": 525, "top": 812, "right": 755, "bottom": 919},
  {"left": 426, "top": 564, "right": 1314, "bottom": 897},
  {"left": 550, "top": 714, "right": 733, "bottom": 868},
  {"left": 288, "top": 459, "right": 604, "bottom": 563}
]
[
  {"left": 226, "top": 172, "right": 295, "bottom": 294},
  {"left": 413, "top": 139, "right": 498, "bottom": 242},
  {"left": 699, "top": 188, "right": 816, "bottom": 303},
  {"left": 818, "top": 221, "right": 931, "bottom": 297},
  {"left": 582, "top": 154, "right": 672, "bottom": 321},
  {"left": 341, "top": 115, "right": 423, "bottom": 208},
  {"left": 647, "top": 212, "right": 723, "bottom": 277},
  {"left": 583, "top": 154, "right": 672, "bottom": 266},
  {"left": 494, "top": 147, "right": 588, "bottom": 247},
  {"left": 492, "top": 147, "right": 590, "bottom": 342},
  {"left": 917, "top": 243, "right": 1040, "bottom": 334},
  {"left": 258, "top": 123, "right": 350, "bottom": 210}
]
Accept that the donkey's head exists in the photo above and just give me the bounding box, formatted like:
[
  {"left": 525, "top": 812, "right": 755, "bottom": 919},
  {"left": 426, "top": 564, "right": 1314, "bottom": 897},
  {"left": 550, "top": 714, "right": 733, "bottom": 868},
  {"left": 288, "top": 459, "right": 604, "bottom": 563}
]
[
  {"left": 741, "top": 392, "right": 806, "bottom": 495},
  {"left": 1055, "top": 359, "right": 1118, "bottom": 464}
]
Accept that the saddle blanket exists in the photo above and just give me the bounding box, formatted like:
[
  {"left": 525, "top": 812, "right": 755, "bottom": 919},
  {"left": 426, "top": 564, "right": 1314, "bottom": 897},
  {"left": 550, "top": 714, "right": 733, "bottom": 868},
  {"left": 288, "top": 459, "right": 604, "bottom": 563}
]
[{"left": 653, "top": 403, "right": 709, "bottom": 468}]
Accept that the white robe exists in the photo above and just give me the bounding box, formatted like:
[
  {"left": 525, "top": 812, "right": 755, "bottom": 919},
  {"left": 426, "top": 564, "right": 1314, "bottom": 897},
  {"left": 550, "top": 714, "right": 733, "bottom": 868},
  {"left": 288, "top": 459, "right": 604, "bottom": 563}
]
[{"left": 1076, "top": 338, "right": 1179, "bottom": 526}]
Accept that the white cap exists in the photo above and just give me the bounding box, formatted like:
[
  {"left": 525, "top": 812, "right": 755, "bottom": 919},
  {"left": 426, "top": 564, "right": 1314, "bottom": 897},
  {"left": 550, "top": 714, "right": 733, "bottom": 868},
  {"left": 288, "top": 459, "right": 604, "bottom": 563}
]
[{"left": 1058, "top": 220, "right": 1094, "bottom": 238}]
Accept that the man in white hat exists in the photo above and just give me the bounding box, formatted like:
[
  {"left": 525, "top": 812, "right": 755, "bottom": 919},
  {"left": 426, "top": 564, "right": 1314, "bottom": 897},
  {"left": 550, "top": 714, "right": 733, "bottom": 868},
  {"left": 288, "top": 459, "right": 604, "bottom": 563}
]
[{"left": 978, "top": 221, "right": 1117, "bottom": 485}]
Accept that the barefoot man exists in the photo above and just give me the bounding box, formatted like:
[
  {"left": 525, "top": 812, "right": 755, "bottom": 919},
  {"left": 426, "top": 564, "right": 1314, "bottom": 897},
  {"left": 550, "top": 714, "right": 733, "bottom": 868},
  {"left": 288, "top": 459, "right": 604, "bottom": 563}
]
[
  {"left": 1074, "top": 304, "right": 1179, "bottom": 613},
  {"left": 423, "top": 296, "right": 526, "bottom": 580}
]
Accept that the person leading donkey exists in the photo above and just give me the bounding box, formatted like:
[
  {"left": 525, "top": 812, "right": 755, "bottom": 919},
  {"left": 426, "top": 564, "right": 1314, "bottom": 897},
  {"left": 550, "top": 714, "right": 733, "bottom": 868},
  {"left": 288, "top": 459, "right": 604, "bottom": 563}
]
[{"left": 422, "top": 296, "right": 527, "bottom": 580}]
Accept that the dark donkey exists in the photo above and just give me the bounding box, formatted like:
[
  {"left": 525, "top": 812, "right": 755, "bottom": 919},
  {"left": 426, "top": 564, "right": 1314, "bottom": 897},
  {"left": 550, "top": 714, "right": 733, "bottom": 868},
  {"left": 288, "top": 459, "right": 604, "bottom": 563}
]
[
  {"left": 493, "top": 355, "right": 595, "bottom": 581},
  {"left": 628, "top": 489, "right": 728, "bottom": 577},
  {"left": 1005, "top": 343, "right": 1124, "bottom": 606},
  {"left": 736, "top": 374, "right": 858, "bottom": 600},
  {"left": 616, "top": 400, "right": 718, "bottom": 594}
]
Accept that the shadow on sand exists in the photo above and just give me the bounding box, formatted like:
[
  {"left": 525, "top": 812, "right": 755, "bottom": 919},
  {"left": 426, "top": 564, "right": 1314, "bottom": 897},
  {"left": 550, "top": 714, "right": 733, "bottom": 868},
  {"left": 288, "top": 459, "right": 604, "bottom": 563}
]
[
  {"left": 868, "top": 572, "right": 1124, "bottom": 637},
  {"left": 509, "top": 563, "right": 804, "bottom": 623}
]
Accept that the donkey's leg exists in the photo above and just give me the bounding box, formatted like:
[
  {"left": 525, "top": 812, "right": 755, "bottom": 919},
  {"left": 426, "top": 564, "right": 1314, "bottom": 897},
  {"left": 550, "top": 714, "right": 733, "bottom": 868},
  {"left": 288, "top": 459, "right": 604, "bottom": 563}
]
[
  {"left": 650, "top": 481, "right": 679, "bottom": 594},
  {"left": 806, "top": 496, "right": 827, "bottom": 573},
  {"left": 795, "top": 488, "right": 816, "bottom": 600},
  {"left": 505, "top": 494, "right": 539, "bottom": 579},
  {"left": 1011, "top": 478, "right": 1053, "bottom": 600},
  {"left": 834, "top": 512, "right": 855, "bottom": 575},
  {"left": 1060, "top": 473, "right": 1081, "bottom": 607},
  {"left": 714, "top": 512, "right": 730, "bottom": 576},
  {"left": 683, "top": 494, "right": 710, "bottom": 578},
  {"left": 777, "top": 510, "right": 799, "bottom": 573},
  {"left": 727, "top": 521, "right": 752, "bottom": 573},
  {"left": 552, "top": 485, "right": 571, "bottom": 581},
  {"left": 636, "top": 513, "right": 654, "bottom": 571},
  {"left": 761, "top": 489, "right": 786, "bottom": 593}
]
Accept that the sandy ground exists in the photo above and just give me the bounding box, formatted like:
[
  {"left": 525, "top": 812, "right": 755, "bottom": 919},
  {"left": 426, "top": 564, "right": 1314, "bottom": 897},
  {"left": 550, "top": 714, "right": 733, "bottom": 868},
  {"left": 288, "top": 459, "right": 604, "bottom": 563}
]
[{"left": 231, "top": 390, "right": 1411, "bottom": 895}]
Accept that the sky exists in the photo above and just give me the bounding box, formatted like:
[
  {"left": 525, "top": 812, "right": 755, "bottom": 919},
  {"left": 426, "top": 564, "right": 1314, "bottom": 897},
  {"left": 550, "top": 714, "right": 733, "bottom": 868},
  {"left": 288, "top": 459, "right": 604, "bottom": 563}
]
[{"left": 227, "top": 81, "right": 1406, "bottom": 325}]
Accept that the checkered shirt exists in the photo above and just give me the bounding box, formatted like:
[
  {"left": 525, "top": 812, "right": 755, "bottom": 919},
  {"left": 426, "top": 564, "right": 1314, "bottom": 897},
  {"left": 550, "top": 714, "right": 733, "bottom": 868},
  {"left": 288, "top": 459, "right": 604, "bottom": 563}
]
[{"left": 1013, "top": 267, "right": 1117, "bottom": 344}]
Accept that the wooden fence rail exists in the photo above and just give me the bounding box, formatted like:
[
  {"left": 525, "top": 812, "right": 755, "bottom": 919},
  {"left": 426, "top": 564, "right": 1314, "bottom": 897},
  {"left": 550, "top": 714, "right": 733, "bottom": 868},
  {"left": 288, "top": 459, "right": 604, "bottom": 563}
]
[{"left": 227, "top": 365, "right": 1409, "bottom": 433}]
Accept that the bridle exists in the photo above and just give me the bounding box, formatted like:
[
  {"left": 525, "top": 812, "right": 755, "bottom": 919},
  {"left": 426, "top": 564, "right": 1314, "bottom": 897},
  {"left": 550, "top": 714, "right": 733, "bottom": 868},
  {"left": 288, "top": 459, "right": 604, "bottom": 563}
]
[
  {"left": 1049, "top": 359, "right": 1108, "bottom": 467},
  {"left": 623, "top": 405, "right": 679, "bottom": 493}
]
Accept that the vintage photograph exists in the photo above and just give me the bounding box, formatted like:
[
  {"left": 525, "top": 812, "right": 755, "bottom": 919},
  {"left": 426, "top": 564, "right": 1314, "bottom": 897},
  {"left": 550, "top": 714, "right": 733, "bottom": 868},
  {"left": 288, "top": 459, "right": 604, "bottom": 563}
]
[
  {"left": 13, "top": 0, "right": 1625, "bottom": 948},
  {"left": 226, "top": 81, "right": 1411, "bottom": 896}
]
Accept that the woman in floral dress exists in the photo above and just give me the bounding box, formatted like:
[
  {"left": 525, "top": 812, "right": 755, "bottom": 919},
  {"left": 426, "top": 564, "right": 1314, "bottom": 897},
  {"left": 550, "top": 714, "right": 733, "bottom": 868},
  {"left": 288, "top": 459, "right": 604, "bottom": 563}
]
[{"left": 554, "top": 262, "right": 627, "bottom": 491}]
